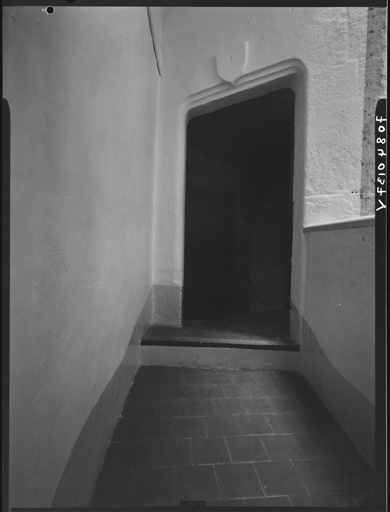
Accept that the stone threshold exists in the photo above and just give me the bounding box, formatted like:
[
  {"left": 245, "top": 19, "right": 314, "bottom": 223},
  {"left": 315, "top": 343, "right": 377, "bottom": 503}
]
[{"left": 141, "top": 325, "right": 299, "bottom": 352}]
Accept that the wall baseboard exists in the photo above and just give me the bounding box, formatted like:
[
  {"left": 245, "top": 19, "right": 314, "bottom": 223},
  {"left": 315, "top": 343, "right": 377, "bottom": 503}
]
[
  {"left": 153, "top": 284, "right": 182, "bottom": 326},
  {"left": 51, "top": 287, "right": 154, "bottom": 508},
  {"left": 299, "top": 314, "right": 375, "bottom": 469}
]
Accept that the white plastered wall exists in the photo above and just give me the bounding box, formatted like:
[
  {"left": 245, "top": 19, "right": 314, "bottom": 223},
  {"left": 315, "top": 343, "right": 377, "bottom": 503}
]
[
  {"left": 153, "top": 7, "right": 368, "bottom": 327},
  {"left": 4, "top": 7, "right": 160, "bottom": 507}
]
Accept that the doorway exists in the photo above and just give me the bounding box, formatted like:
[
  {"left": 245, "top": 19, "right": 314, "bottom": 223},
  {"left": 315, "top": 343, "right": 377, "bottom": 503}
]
[{"left": 183, "top": 88, "right": 295, "bottom": 337}]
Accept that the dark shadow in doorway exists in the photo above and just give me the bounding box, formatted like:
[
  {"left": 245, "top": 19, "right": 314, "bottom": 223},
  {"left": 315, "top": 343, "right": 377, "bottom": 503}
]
[{"left": 183, "top": 88, "right": 295, "bottom": 341}]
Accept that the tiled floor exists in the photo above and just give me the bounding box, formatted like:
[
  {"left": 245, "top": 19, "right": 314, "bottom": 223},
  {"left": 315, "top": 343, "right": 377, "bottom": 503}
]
[{"left": 90, "top": 366, "right": 377, "bottom": 508}]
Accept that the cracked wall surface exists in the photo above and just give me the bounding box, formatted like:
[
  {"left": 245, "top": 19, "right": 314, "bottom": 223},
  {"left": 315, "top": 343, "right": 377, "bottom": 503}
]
[
  {"left": 304, "top": 7, "right": 368, "bottom": 225},
  {"left": 360, "top": 7, "right": 387, "bottom": 215}
]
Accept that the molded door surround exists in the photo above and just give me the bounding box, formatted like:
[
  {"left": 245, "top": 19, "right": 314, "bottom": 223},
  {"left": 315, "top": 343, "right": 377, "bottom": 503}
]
[{"left": 166, "top": 59, "right": 308, "bottom": 340}]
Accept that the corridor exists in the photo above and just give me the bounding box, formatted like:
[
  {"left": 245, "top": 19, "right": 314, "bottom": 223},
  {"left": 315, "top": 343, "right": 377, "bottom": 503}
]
[
  {"left": 5, "top": 6, "right": 384, "bottom": 510},
  {"left": 90, "top": 366, "right": 376, "bottom": 508}
]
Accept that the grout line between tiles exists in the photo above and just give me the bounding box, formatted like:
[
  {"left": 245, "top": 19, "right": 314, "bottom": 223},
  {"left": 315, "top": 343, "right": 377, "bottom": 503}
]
[
  {"left": 125, "top": 470, "right": 134, "bottom": 507},
  {"left": 188, "top": 435, "right": 194, "bottom": 465},
  {"left": 173, "top": 465, "right": 177, "bottom": 504},
  {"left": 286, "top": 494, "right": 294, "bottom": 506},
  {"left": 222, "top": 436, "right": 233, "bottom": 463},
  {"left": 257, "top": 435, "right": 271, "bottom": 460},
  {"left": 290, "top": 460, "right": 311, "bottom": 495},
  {"left": 227, "top": 372, "right": 235, "bottom": 384},
  {"left": 263, "top": 414, "right": 276, "bottom": 434},
  {"left": 291, "top": 434, "right": 309, "bottom": 459},
  {"left": 207, "top": 399, "right": 217, "bottom": 417},
  {"left": 212, "top": 464, "right": 222, "bottom": 500},
  {"left": 243, "top": 383, "right": 252, "bottom": 398},
  {"left": 251, "top": 461, "right": 266, "bottom": 497},
  {"left": 126, "top": 466, "right": 136, "bottom": 506}
]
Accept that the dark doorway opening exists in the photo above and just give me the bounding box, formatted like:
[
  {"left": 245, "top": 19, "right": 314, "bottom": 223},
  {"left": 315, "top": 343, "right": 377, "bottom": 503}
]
[{"left": 183, "top": 88, "right": 295, "bottom": 339}]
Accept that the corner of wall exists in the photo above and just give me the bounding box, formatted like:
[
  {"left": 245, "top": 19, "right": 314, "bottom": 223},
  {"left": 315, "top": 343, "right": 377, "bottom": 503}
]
[
  {"left": 153, "top": 284, "right": 182, "bottom": 326},
  {"left": 52, "top": 286, "right": 154, "bottom": 508},
  {"left": 289, "top": 301, "right": 301, "bottom": 344},
  {"left": 299, "top": 312, "right": 375, "bottom": 469}
]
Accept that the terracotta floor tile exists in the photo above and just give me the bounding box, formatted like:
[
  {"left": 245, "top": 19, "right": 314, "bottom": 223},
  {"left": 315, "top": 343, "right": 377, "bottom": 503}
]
[
  {"left": 169, "top": 366, "right": 216, "bottom": 375},
  {"left": 207, "top": 498, "right": 246, "bottom": 506},
  {"left": 264, "top": 413, "right": 307, "bottom": 434},
  {"left": 291, "top": 459, "right": 374, "bottom": 495},
  {"left": 289, "top": 492, "right": 378, "bottom": 507},
  {"left": 144, "top": 385, "right": 172, "bottom": 400},
  {"left": 169, "top": 385, "right": 198, "bottom": 400},
  {"left": 157, "top": 400, "right": 188, "bottom": 418},
  {"left": 90, "top": 468, "right": 132, "bottom": 507},
  {"left": 295, "top": 412, "right": 341, "bottom": 434},
  {"left": 272, "top": 371, "right": 307, "bottom": 384},
  {"left": 191, "top": 437, "right": 231, "bottom": 464},
  {"left": 140, "top": 365, "right": 175, "bottom": 375},
  {"left": 225, "top": 435, "right": 268, "bottom": 462},
  {"left": 245, "top": 496, "right": 292, "bottom": 507},
  {"left": 245, "top": 382, "right": 279, "bottom": 397},
  {"left": 213, "top": 398, "right": 246, "bottom": 415},
  {"left": 242, "top": 397, "right": 275, "bottom": 414},
  {"left": 254, "top": 460, "right": 308, "bottom": 496},
  {"left": 339, "top": 457, "right": 376, "bottom": 486},
  {"left": 154, "top": 374, "right": 184, "bottom": 387},
  {"left": 235, "top": 414, "right": 273, "bottom": 435},
  {"left": 293, "top": 393, "right": 327, "bottom": 412},
  {"left": 293, "top": 432, "right": 362, "bottom": 460},
  {"left": 251, "top": 371, "right": 281, "bottom": 383},
  {"left": 152, "top": 438, "right": 192, "bottom": 467},
  {"left": 267, "top": 395, "right": 306, "bottom": 413},
  {"left": 272, "top": 382, "right": 317, "bottom": 397},
  {"left": 215, "top": 463, "right": 264, "bottom": 499},
  {"left": 128, "top": 466, "right": 175, "bottom": 505},
  {"left": 138, "top": 417, "right": 173, "bottom": 439},
  {"left": 222, "top": 384, "right": 251, "bottom": 398},
  {"left": 272, "top": 378, "right": 318, "bottom": 397},
  {"left": 204, "top": 415, "right": 241, "bottom": 437},
  {"left": 227, "top": 371, "right": 257, "bottom": 384},
  {"left": 184, "top": 399, "right": 216, "bottom": 416},
  {"left": 175, "top": 465, "right": 220, "bottom": 501},
  {"left": 136, "top": 372, "right": 182, "bottom": 387},
  {"left": 204, "top": 373, "right": 232, "bottom": 385},
  {"left": 259, "top": 434, "right": 307, "bottom": 461},
  {"left": 124, "top": 400, "right": 157, "bottom": 419},
  {"left": 109, "top": 439, "right": 154, "bottom": 469},
  {"left": 179, "top": 374, "right": 207, "bottom": 385},
  {"left": 172, "top": 416, "right": 207, "bottom": 438},
  {"left": 196, "top": 385, "right": 225, "bottom": 399}
]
